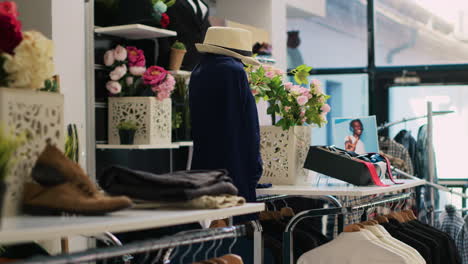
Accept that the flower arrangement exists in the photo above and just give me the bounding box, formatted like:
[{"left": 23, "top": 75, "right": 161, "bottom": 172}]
[
  {"left": 151, "top": 0, "right": 175, "bottom": 28},
  {"left": 246, "top": 64, "right": 331, "bottom": 130},
  {"left": 104, "top": 45, "right": 175, "bottom": 100},
  {"left": 0, "top": 1, "right": 55, "bottom": 90}
]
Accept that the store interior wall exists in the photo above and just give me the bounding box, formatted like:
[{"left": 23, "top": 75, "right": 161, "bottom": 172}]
[{"left": 13, "top": 0, "right": 88, "bottom": 255}]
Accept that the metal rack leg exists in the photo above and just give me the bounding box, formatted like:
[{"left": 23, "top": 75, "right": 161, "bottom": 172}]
[{"left": 253, "top": 220, "right": 263, "bottom": 264}]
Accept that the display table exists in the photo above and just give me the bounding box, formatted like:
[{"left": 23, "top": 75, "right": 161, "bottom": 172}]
[{"left": 0, "top": 203, "right": 264, "bottom": 245}]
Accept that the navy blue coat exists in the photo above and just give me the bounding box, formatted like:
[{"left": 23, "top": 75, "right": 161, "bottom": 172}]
[{"left": 189, "top": 54, "right": 262, "bottom": 202}]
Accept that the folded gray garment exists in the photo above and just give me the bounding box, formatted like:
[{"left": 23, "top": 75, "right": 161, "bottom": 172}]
[
  {"left": 132, "top": 195, "right": 246, "bottom": 209},
  {"left": 99, "top": 166, "right": 238, "bottom": 202}
]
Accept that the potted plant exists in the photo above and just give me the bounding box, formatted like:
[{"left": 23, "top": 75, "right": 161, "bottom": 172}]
[
  {"left": 104, "top": 45, "right": 175, "bottom": 145},
  {"left": 169, "top": 41, "right": 187, "bottom": 71},
  {"left": 246, "top": 64, "right": 331, "bottom": 185},
  {"left": 0, "top": 126, "right": 23, "bottom": 224},
  {"left": 171, "top": 76, "right": 191, "bottom": 141},
  {"left": 0, "top": 1, "right": 65, "bottom": 216},
  {"left": 117, "top": 121, "right": 138, "bottom": 144}
]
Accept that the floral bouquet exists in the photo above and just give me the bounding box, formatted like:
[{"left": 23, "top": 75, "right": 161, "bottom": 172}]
[
  {"left": 0, "top": 1, "right": 55, "bottom": 90},
  {"left": 104, "top": 45, "right": 174, "bottom": 100},
  {"left": 246, "top": 64, "right": 331, "bottom": 130},
  {"left": 151, "top": 0, "right": 175, "bottom": 28}
]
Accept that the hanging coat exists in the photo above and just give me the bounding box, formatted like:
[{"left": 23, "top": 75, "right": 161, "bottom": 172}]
[{"left": 189, "top": 54, "right": 262, "bottom": 202}]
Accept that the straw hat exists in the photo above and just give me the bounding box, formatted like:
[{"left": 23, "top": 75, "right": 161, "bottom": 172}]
[{"left": 196, "top": 27, "right": 260, "bottom": 66}]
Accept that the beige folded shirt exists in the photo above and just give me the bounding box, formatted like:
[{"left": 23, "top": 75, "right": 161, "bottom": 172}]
[{"left": 133, "top": 195, "right": 246, "bottom": 209}]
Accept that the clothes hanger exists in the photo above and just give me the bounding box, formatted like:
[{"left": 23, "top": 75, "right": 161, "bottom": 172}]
[
  {"left": 204, "top": 238, "right": 226, "bottom": 264},
  {"left": 201, "top": 239, "right": 218, "bottom": 264},
  {"left": 219, "top": 235, "right": 243, "bottom": 264},
  {"left": 343, "top": 224, "right": 361, "bottom": 232},
  {"left": 279, "top": 198, "right": 295, "bottom": 218},
  {"left": 402, "top": 210, "right": 417, "bottom": 221},
  {"left": 179, "top": 243, "right": 193, "bottom": 264},
  {"left": 191, "top": 240, "right": 205, "bottom": 264},
  {"left": 161, "top": 242, "right": 180, "bottom": 264}
]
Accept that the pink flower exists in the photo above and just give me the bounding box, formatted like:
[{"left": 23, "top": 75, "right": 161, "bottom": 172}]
[
  {"left": 126, "top": 76, "right": 134, "bottom": 86},
  {"left": 297, "top": 95, "right": 308, "bottom": 106},
  {"left": 103, "top": 50, "right": 115, "bottom": 66},
  {"left": 157, "top": 74, "right": 175, "bottom": 92},
  {"left": 321, "top": 103, "right": 331, "bottom": 113},
  {"left": 301, "top": 118, "right": 307, "bottom": 124},
  {"left": 299, "top": 87, "right": 309, "bottom": 96},
  {"left": 291, "top": 85, "right": 302, "bottom": 95},
  {"left": 275, "top": 68, "right": 284, "bottom": 75},
  {"left": 129, "top": 66, "right": 146, "bottom": 76},
  {"left": 0, "top": 13, "right": 22, "bottom": 54},
  {"left": 106, "top": 81, "right": 121, "bottom": 94},
  {"left": 157, "top": 90, "right": 170, "bottom": 101},
  {"left": 262, "top": 65, "right": 271, "bottom": 71},
  {"left": 284, "top": 82, "right": 293, "bottom": 90},
  {"left": 160, "top": 13, "right": 170, "bottom": 28},
  {"left": 0, "top": 1, "right": 18, "bottom": 18},
  {"left": 311, "top": 79, "right": 323, "bottom": 94},
  {"left": 252, "top": 89, "right": 259, "bottom": 95},
  {"left": 265, "top": 71, "right": 275, "bottom": 79},
  {"left": 109, "top": 64, "right": 127, "bottom": 81},
  {"left": 300, "top": 109, "right": 306, "bottom": 117},
  {"left": 284, "top": 106, "right": 291, "bottom": 112},
  {"left": 113, "top": 45, "right": 127, "bottom": 61},
  {"left": 126, "top": 46, "right": 146, "bottom": 67},
  {"left": 143, "top": 66, "right": 167, "bottom": 86}
]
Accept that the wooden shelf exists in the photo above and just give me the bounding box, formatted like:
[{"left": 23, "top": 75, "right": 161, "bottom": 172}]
[
  {"left": 0, "top": 203, "right": 264, "bottom": 245},
  {"left": 256, "top": 179, "right": 425, "bottom": 197},
  {"left": 96, "top": 144, "right": 180, "bottom": 150},
  {"left": 94, "top": 24, "right": 177, "bottom": 40}
]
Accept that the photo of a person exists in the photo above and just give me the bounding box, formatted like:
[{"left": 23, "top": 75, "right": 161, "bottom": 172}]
[
  {"left": 345, "top": 119, "right": 366, "bottom": 154},
  {"left": 332, "top": 116, "right": 379, "bottom": 155}
]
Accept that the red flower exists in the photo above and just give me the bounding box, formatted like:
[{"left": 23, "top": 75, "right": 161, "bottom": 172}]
[
  {"left": 0, "top": 1, "right": 18, "bottom": 18},
  {"left": 0, "top": 14, "right": 22, "bottom": 54},
  {"left": 143, "top": 66, "right": 167, "bottom": 86},
  {"left": 160, "top": 13, "right": 170, "bottom": 28}
]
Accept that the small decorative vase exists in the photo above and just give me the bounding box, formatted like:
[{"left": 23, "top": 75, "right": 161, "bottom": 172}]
[
  {"left": 119, "top": 130, "right": 136, "bottom": 145},
  {"left": 169, "top": 48, "right": 187, "bottom": 71}
]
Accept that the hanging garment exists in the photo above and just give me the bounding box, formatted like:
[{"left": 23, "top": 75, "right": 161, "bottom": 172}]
[
  {"left": 394, "top": 130, "right": 418, "bottom": 176},
  {"left": 297, "top": 230, "right": 410, "bottom": 264},
  {"left": 379, "top": 137, "right": 414, "bottom": 175},
  {"left": 98, "top": 166, "right": 238, "bottom": 202},
  {"left": 438, "top": 205, "right": 467, "bottom": 264},
  {"left": 158, "top": 0, "right": 211, "bottom": 70},
  {"left": 189, "top": 54, "right": 263, "bottom": 203}
]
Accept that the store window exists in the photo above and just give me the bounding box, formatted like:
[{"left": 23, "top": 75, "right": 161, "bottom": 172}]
[
  {"left": 388, "top": 85, "right": 468, "bottom": 180},
  {"left": 311, "top": 74, "right": 369, "bottom": 145},
  {"left": 287, "top": 0, "right": 368, "bottom": 69},
  {"left": 375, "top": 0, "right": 468, "bottom": 66}
]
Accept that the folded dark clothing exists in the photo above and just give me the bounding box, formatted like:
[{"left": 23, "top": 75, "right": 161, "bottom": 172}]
[{"left": 98, "top": 166, "right": 238, "bottom": 202}]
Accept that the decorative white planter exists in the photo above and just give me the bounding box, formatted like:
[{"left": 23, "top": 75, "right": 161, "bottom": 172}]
[
  {"left": 0, "top": 88, "right": 64, "bottom": 216},
  {"left": 258, "top": 125, "right": 311, "bottom": 185},
  {"left": 108, "top": 97, "right": 172, "bottom": 145}
]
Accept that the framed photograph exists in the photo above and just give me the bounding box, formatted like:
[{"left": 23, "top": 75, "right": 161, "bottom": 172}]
[{"left": 332, "top": 116, "right": 379, "bottom": 154}]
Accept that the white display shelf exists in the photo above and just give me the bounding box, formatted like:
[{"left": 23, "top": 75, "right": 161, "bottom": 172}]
[
  {"left": 256, "top": 179, "right": 425, "bottom": 197},
  {"left": 96, "top": 144, "right": 180, "bottom": 150},
  {"left": 176, "top": 141, "right": 193, "bottom": 147},
  {"left": 169, "top": 70, "right": 191, "bottom": 77},
  {"left": 94, "top": 24, "right": 177, "bottom": 40},
  {"left": 0, "top": 203, "right": 264, "bottom": 245}
]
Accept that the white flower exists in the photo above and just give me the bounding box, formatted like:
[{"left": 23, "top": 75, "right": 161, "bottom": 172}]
[
  {"left": 109, "top": 64, "right": 127, "bottom": 81},
  {"left": 103, "top": 50, "right": 115, "bottom": 66},
  {"left": 113, "top": 45, "right": 127, "bottom": 61},
  {"left": 106, "top": 81, "right": 121, "bottom": 94},
  {"left": 129, "top": 66, "right": 146, "bottom": 76},
  {"left": 3, "top": 31, "right": 54, "bottom": 90}
]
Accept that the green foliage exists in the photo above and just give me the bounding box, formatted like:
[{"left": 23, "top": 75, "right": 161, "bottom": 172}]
[
  {"left": 64, "top": 124, "right": 79, "bottom": 163},
  {"left": 0, "top": 126, "right": 24, "bottom": 181},
  {"left": 0, "top": 55, "right": 9, "bottom": 87},
  {"left": 40, "top": 78, "right": 59, "bottom": 93},
  {"left": 290, "top": 64, "right": 312, "bottom": 85},
  {"left": 117, "top": 120, "right": 138, "bottom": 131},
  {"left": 152, "top": 0, "right": 176, "bottom": 8},
  {"left": 171, "top": 41, "right": 186, "bottom": 50},
  {"left": 172, "top": 111, "right": 183, "bottom": 129}
]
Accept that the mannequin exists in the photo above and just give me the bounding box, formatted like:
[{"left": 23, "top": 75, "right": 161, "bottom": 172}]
[
  {"left": 158, "top": 0, "right": 211, "bottom": 70},
  {"left": 189, "top": 27, "right": 262, "bottom": 204}
]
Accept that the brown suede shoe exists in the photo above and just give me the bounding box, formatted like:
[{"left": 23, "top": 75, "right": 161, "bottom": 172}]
[
  {"left": 22, "top": 182, "right": 133, "bottom": 215},
  {"left": 32, "top": 144, "right": 100, "bottom": 195}
]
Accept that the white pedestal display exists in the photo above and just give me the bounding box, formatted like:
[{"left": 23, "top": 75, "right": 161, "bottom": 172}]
[
  {"left": 259, "top": 125, "right": 311, "bottom": 185},
  {"left": 0, "top": 88, "right": 64, "bottom": 216},
  {"left": 108, "top": 97, "right": 172, "bottom": 145}
]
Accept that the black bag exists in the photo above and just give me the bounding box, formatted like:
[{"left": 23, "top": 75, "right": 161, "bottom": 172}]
[{"left": 303, "top": 146, "right": 401, "bottom": 186}]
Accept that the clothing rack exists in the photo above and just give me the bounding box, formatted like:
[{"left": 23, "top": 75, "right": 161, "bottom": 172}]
[
  {"left": 16, "top": 225, "right": 248, "bottom": 264},
  {"left": 377, "top": 110, "right": 454, "bottom": 131},
  {"left": 280, "top": 192, "right": 413, "bottom": 264}
]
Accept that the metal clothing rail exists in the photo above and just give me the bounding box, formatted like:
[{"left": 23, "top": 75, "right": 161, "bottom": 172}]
[
  {"left": 282, "top": 192, "right": 414, "bottom": 264},
  {"left": 16, "top": 225, "right": 248, "bottom": 264},
  {"left": 377, "top": 110, "right": 454, "bottom": 131}
]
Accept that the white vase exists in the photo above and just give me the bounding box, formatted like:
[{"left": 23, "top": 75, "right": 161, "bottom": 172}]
[
  {"left": 258, "top": 125, "right": 312, "bottom": 185},
  {"left": 108, "top": 97, "right": 172, "bottom": 145},
  {"left": 0, "top": 88, "right": 64, "bottom": 216}
]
